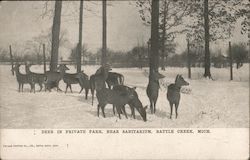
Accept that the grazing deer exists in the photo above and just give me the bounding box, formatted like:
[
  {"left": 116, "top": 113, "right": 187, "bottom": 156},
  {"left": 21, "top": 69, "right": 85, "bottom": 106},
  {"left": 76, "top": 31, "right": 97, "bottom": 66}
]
[
  {"left": 89, "top": 64, "right": 112, "bottom": 105},
  {"left": 96, "top": 87, "right": 136, "bottom": 119},
  {"left": 146, "top": 70, "right": 165, "bottom": 114},
  {"left": 106, "top": 72, "right": 124, "bottom": 89},
  {"left": 167, "top": 74, "right": 189, "bottom": 119},
  {"left": 12, "top": 64, "right": 35, "bottom": 93},
  {"left": 113, "top": 85, "right": 147, "bottom": 121},
  {"left": 44, "top": 64, "right": 69, "bottom": 92},
  {"left": 25, "top": 64, "right": 46, "bottom": 92}
]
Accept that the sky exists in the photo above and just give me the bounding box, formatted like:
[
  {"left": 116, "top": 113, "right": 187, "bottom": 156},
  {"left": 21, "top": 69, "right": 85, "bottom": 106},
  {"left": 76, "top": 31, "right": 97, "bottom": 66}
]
[{"left": 0, "top": 1, "right": 248, "bottom": 60}]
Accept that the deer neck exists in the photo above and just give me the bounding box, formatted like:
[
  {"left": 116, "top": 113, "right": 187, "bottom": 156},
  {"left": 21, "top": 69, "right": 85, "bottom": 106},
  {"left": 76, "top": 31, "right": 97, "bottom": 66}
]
[
  {"left": 174, "top": 83, "right": 182, "bottom": 91},
  {"left": 59, "top": 69, "right": 66, "bottom": 77}
]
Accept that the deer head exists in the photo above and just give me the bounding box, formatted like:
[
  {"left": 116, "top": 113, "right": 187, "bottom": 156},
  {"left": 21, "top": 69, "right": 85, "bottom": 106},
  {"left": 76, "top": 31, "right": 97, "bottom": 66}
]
[
  {"left": 57, "top": 64, "right": 70, "bottom": 72},
  {"left": 175, "top": 74, "right": 189, "bottom": 87}
]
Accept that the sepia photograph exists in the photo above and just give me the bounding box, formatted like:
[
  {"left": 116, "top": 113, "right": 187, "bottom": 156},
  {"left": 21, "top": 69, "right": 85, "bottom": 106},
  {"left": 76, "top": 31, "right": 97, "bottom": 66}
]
[{"left": 0, "top": 0, "right": 249, "bottom": 159}]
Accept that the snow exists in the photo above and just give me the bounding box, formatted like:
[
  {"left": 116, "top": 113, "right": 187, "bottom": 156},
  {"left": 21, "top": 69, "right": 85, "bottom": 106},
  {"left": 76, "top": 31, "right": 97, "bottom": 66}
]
[{"left": 0, "top": 64, "right": 249, "bottom": 128}]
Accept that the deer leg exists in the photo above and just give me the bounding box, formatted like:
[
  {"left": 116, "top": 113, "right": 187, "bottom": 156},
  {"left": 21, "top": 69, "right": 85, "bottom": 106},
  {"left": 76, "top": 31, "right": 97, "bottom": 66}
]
[
  {"left": 175, "top": 102, "right": 179, "bottom": 119},
  {"left": 85, "top": 88, "right": 89, "bottom": 100},
  {"left": 121, "top": 106, "right": 128, "bottom": 119},
  {"left": 39, "top": 83, "right": 42, "bottom": 92},
  {"left": 150, "top": 99, "right": 153, "bottom": 114},
  {"left": 97, "top": 104, "right": 100, "bottom": 117},
  {"left": 101, "top": 105, "right": 106, "bottom": 118},
  {"left": 33, "top": 84, "right": 35, "bottom": 93},
  {"left": 130, "top": 105, "right": 135, "bottom": 119},
  {"left": 65, "top": 85, "right": 68, "bottom": 93},
  {"left": 22, "top": 84, "right": 24, "bottom": 92},
  {"left": 107, "top": 83, "right": 111, "bottom": 89},
  {"left": 69, "top": 85, "right": 73, "bottom": 93},
  {"left": 153, "top": 99, "right": 157, "bottom": 114},
  {"left": 18, "top": 83, "right": 21, "bottom": 92},
  {"left": 113, "top": 105, "right": 116, "bottom": 115},
  {"left": 30, "top": 83, "right": 33, "bottom": 93},
  {"left": 79, "top": 87, "right": 83, "bottom": 94},
  {"left": 169, "top": 102, "right": 173, "bottom": 119},
  {"left": 56, "top": 81, "right": 62, "bottom": 92},
  {"left": 116, "top": 106, "right": 122, "bottom": 119},
  {"left": 91, "top": 89, "right": 95, "bottom": 106}
]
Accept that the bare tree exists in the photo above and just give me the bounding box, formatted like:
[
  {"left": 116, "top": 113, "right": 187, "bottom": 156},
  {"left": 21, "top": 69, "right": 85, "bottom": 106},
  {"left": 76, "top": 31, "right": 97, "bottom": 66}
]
[
  {"left": 50, "top": 1, "right": 62, "bottom": 71},
  {"left": 102, "top": 0, "right": 107, "bottom": 66},
  {"left": 77, "top": 0, "right": 84, "bottom": 72}
]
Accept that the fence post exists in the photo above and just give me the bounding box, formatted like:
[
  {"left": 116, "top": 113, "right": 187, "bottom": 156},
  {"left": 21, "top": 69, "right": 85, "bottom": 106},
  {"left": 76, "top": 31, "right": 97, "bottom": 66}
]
[
  {"left": 43, "top": 44, "right": 46, "bottom": 74},
  {"left": 9, "top": 45, "right": 14, "bottom": 75},
  {"left": 229, "top": 41, "right": 233, "bottom": 80},
  {"left": 187, "top": 39, "right": 191, "bottom": 79}
]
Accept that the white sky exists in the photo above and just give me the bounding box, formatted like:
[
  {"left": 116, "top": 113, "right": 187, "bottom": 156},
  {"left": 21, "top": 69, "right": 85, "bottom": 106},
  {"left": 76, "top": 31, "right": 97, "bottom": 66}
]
[{"left": 0, "top": 1, "right": 248, "bottom": 59}]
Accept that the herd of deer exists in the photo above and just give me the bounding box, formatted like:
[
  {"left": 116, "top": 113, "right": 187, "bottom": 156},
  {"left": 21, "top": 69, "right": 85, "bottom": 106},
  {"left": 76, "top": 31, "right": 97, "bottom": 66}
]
[{"left": 11, "top": 63, "right": 189, "bottom": 121}]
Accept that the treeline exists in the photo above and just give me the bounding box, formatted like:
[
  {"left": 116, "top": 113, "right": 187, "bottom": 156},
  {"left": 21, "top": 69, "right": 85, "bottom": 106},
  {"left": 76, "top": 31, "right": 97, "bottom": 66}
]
[{"left": 0, "top": 42, "right": 248, "bottom": 68}]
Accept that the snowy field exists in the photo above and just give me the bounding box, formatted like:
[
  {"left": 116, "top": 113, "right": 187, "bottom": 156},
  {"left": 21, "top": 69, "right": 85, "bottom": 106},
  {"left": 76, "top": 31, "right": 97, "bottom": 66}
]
[{"left": 0, "top": 64, "right": 249, "bottom": 128}]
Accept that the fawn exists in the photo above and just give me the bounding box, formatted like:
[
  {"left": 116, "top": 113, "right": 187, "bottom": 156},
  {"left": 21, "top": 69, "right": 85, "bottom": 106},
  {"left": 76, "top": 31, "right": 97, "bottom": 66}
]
[
  {"left": 167, "top": 74, "right": 189, "bottom": 119},
  {"left": 112, "top": 85, "right": 147, "bottom": 121},
  {"left": 12, "top": 64, "right": 35, "bottom": 93},
  {"left": 146, "top": 70, "right": 165, "bottom": 114},
  {"left": 25, "top": 63, "right": 46, "bottom": 92}
]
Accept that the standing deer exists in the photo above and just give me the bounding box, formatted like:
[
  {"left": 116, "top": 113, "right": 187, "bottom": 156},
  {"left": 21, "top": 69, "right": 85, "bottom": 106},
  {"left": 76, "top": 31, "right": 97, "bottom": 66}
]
[
  {"left": 12, "top": 64, "right": 35, "bottom": 93},
  {"left": 57, "top": 64, "right": 89, "bottom": 94},
  {"left": 146, "top": 70, "right": 165, "bottom": 114},
  {"left": 106, "top": 72, "right": 124, "bottom": 89},
  {"left": 44, "top": 64, "right": 69, "bottom": 92},
  {"left": 89, "top": 64, "right": 112, "bottom": 105},
  {"left": 25, "top": 64, "right": 46, "bottom": 92},
  {"left": 60, "top": 70, "right": 90, "bottom": 99},
  {"left": 112, "top": 85, "right": 147, "bottom": 121},
  {"left": 167, "top": 74, "right": 189, "bottom": 119}
]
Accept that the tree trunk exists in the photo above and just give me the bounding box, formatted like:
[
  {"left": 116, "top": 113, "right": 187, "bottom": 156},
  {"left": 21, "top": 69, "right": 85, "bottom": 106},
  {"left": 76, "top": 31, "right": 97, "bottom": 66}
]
[
  {"left": 102, "top": 0, "right": 107, "bottom": 66},
  {"left": 50, "top": 1, "right": 62, "bottom": 72},
  {"left": 77, "top": 0, "right": 83, "bottom": 72},
  {"left": 161, "top": 0, "right": 167, "bottom": 71},
  {"left": 149, "top": 0, "right": 160, "bottom": 75},
  {"left": 203, "top": 0, "right": 211, "bottom": 78}
]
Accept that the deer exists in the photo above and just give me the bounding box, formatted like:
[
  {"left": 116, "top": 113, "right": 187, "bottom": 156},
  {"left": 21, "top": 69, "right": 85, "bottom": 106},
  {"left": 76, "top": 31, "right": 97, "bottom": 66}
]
[
  {"left": 96, "top": 87, "right": 138, "bottom": 120},
  {"left": 146, "top": 70, "right": 165, "bottom": 114},
  {"left": 57, "top": 64, "right": 89, "bottom": 95},
  {"left": 112, "top": 85, "right": 147, "bottom": 121},
  {"left": 44, "top": 64, "right": 69, "bottom": 92},
  {"left": 167, "top": 74, "right": 189, "bottom": 119},
  {"left": 11, "top": 64, "right": 35, "bottom": 93},
  {"left": 25, "top": 63, "right": 46, "bottom": 92},
  {"left": 63, "top": 71, "right": 90, "bottom": 99},
  {"left": 89, "top": 64, "right": 112, "bottom": 105},
  {"left": 106, "top": 72, "right": 124, "bottom": 89}
]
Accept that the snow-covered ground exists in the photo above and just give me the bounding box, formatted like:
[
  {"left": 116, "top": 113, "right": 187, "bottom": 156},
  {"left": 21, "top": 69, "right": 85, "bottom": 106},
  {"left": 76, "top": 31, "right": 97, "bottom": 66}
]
[{"left": 0, "top": 64, "right": 249, "bottom": 128}]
